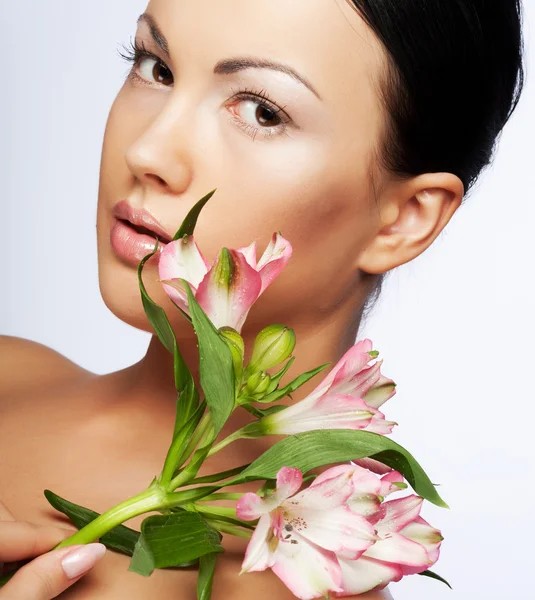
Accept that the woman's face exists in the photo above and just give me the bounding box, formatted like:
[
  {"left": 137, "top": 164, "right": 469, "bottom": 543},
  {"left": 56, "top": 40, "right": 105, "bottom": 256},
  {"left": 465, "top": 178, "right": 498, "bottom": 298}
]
[{"left": 96, "top": 0, "right": 388, "bottom": 338}]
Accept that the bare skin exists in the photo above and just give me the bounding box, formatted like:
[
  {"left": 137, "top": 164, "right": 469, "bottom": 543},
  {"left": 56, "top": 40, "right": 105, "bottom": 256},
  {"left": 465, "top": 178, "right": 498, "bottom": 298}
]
[{"left": 0, "top": 0, "right": 464, "bottom": 597}]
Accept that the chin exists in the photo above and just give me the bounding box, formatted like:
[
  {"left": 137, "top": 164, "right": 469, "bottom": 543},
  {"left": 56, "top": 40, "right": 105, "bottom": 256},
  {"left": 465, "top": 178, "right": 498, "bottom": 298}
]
[{"left": 97, "top": 249, "right": 198, "bottom": 339}]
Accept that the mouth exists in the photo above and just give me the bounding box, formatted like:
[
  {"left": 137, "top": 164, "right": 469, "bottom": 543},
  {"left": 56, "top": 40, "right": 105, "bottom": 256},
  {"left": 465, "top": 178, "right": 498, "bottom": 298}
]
[
  {"left": 110, "top": 200, "right": 174, "bottom": 264},
  {"left": 116, "top": 219, "right": 172, "bottom": 245}
]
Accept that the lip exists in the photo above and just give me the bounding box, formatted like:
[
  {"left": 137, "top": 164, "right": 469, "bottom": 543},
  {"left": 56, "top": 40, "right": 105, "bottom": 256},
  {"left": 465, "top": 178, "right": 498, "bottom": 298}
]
[{"left": 110, "top": 200, "right": 173, "bottom": 265}]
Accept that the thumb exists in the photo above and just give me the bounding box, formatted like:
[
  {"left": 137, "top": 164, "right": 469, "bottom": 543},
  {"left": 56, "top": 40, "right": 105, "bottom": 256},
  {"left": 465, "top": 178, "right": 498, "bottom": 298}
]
[{"left": 0, "top": 543, "right": 106, "bottom": 600}]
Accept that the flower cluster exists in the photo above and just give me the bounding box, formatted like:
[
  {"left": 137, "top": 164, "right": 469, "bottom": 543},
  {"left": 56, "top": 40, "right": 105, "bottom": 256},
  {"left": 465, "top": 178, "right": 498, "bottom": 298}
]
[
  {"left": 159, "top": 231, "right": 292, "bottom": 332},
  {"left": 22, "top": 193, "right": 447, "bottom": 600},
  {"left": 237, "top": 465, "right": 443, "bottom": 600},
  {"left": 257, "top": 338, "right": 398, "bottom": 437}
]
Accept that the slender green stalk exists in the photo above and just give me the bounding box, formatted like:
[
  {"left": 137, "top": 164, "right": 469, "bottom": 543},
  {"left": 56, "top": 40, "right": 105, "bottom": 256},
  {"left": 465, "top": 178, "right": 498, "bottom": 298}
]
[
  {"left": 196, "top": 493, "right": 244, "bottom": 502},
  {"left": 207, "top": 426, "right": 248, "bottom": 457},
  {"left": 189, "top": 464, "right": 250, "bottom": 485},
  {"left": 51, "top": 485, "right": 218, "bottom": 550},
  {"left": 204, "top": 519, "right": 252, "bottom": 539},
  {"left": 54, "top": 486, "right": 167, "bottom": 548},
  {"left": 180, "top": 414, "right": 213, "bottom": 465},
  {"left": 159, "top": 410, "right": 211, "bottom": 490}
]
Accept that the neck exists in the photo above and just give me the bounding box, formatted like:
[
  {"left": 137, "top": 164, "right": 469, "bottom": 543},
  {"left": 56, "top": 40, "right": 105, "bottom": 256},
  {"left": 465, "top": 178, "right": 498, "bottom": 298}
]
[{"left": 117, "top": 290, "right": 367, "bottom": 464}]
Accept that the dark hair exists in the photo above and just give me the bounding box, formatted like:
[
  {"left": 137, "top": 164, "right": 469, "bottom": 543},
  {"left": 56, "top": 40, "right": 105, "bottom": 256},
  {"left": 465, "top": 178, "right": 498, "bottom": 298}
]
[{"left": 356, "top": 0, "right": 526, "bottom": 321}]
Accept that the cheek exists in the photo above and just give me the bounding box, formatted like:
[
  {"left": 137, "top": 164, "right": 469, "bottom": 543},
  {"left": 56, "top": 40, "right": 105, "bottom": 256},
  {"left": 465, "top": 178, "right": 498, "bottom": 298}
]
[
  {"left": 192, "top": 135, "right": 375, "bottom": 324},
  {"left": 95, "top": 88, "right": 375, "bottom": 333}
]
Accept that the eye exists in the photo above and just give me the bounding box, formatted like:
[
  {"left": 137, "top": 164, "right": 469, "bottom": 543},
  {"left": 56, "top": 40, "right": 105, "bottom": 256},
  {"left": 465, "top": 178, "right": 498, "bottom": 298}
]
[
  {"left": 135, "top": 55, "right": 173, "bottom": 87},
  {"left": 227, "top": 88, "right": 291, "bottom": 141},
  {"left": 118, "top": 39, "right": 173, "bottom": 87}
]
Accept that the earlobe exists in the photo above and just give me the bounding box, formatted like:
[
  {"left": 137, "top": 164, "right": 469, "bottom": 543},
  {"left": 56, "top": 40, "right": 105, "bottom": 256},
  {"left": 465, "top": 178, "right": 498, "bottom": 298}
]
[{"left": 356, "top": 172, "right": 464, "bottom": 275}]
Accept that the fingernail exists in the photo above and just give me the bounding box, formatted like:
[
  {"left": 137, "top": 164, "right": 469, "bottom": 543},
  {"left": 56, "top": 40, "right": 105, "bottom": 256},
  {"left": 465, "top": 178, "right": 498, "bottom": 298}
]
[{"left": 61, "top": 543, "right": 107, "bottom": 579}]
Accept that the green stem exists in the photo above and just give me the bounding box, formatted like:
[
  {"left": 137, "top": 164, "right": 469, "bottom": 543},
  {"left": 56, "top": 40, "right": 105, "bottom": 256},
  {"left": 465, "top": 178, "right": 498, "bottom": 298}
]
[
  {"left": 189, "top": 464, "right": 250, "bottom": 485},
  {"left": 159, "top": 409, "right": 210, "bottom": 490},
  {"left": 197, "top": 493, "right": 244, "bottom": 502},
  {"left": 207, "top": 426, "right": 247, "bottom": 457},
  {"left": 181, "top": 414, "right": 213, "bottom": 464},
  {"left": 54, "top": 486, "right": 167, "bottom": 549},
  {"left": 204, "top": 519, "right": 252, "bottom": 539},
  {"left": 52, "top": 485, "right": 217, "bottom": 550}
]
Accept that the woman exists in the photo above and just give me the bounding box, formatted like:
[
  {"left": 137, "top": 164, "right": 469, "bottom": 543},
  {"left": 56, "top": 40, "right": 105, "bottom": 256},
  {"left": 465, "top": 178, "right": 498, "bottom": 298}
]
[{"left": 0, "top": 0, "right": 525, "bottom": 598}]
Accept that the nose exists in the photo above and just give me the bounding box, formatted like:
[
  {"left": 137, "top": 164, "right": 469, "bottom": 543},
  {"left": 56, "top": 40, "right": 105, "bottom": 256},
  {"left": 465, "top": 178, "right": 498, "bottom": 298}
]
[{"left": 124, "top": 100, "right": 194, "bottom": 196}]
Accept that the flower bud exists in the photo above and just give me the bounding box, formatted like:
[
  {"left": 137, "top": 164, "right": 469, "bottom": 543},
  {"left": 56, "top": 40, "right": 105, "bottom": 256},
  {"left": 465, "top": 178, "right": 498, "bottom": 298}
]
[
  {"left": 213, "top": 247, "right": 234, "bottom": 287},
  {"left": 219, "top": 327, "right": 245, "bottom": 388},
  {"left": 247, "top": 325, "right": 296, "bottom": 376},
  {"left": 244, "top": 371, "right": 272, "bottom": 399}
]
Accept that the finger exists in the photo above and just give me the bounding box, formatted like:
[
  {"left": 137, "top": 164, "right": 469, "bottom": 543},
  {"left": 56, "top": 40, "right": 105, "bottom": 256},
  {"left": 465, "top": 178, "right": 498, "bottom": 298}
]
[
  {"left": 0, "top": 521, "right": 74, "bottom": 562},
  {"left": 0, "top": 502, "right": 15, "bottom": 523},
  {"left": 0, "top": 543, "right": 106, "bottom": 600}
]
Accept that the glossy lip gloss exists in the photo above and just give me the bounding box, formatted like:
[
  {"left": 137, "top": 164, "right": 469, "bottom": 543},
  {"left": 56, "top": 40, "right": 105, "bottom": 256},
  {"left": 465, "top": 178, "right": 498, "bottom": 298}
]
[{"left": 110, "top": 201, "right": 172, "bottom": 265}]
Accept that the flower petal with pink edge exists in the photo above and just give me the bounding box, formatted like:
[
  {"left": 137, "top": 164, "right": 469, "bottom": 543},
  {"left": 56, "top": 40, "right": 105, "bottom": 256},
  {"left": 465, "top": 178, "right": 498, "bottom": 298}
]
[
  {"left": 275, "top": 467, "right": 303, "bottom": 500},
  {"left": 271, "top": 537, "right": 343, "bottom": 600},
  {"left": 363, "top": 372, "right": 397, "bottom": 409},
  {"left": 379, "top": 471, "right": 405, "bottom": 497},
  {"left": 195, "top": 249, "right": 262, "bottom": 331},
  {"left": 310, "top": 464, "right": 355, "bottom": 486},
  {"left": 364, "top": 409, "right": 397, "bottom": 435},
  {"left": 334, "top": 556, "right": 403, "bottom": 597},
  {"left": 158, "top": 236, "right": 210, "bottom": 288},
  {"left": 159, "top": 278, "right": 193, "bottom": 312},
  {"left": 399, "top": 515, "right": 443, "bottom": 569},
  {"left": 236, "top": 240, "right": 258, "bottom": 269},
  {"left": 329, "top": 356, "right": 382, "bottom": 398},
  {"left": 376, "top": 495, "right": 424, "bottom": 534},
  {"left": 263, "top": 394, "right": 375, "bottom": 435},
  {"left": 363, "top": 532, "right": 431, "bottom": 568},
  {"left": 351, "top": 458, "right": 393, "bottom": 475},
  {"left": 255, "top": 233, "right": 293, "bottom": 294},
  {"left": 237, "top": 492, "right": 273, "bottom": 521},
  {"left": 240, "top": 514, "right": 276, "bottom": 573},
  {"left": 295, "top": 468, "right": 354, "bottom": 510},
  {"left": 314, "top": 340, "right": 373, "bottom": 391},
  {"left": 286, "top": 505, "right": 377, "bottom": 559}
]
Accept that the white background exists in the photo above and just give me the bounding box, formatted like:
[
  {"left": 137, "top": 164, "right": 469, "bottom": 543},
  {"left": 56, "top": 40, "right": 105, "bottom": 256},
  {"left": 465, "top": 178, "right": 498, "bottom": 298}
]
[{"left": 1, "top": 1, "right": 534, "bottom": 599}]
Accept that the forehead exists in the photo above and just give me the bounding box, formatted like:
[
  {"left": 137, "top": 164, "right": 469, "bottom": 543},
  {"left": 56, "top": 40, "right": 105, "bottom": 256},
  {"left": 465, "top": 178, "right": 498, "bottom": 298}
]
[{"left": 145, "top": 0, "right": 386, "bottom": 111}]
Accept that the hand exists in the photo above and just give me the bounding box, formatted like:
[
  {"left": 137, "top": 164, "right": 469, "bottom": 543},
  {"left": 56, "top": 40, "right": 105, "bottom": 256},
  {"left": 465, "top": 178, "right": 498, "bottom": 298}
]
[{"left": 0, "top": 500, "right": 106, "bottom": 599}]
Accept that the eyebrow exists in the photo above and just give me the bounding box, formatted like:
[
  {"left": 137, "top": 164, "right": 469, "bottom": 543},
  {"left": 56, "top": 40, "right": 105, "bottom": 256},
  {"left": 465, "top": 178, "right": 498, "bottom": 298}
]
[{"left": 137, "top": 13, "right": 322, "bottom": 100}]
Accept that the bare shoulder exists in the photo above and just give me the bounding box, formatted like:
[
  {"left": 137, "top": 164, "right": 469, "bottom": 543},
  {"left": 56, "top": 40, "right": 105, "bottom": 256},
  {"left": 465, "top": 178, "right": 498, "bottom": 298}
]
[{"left": 0, "top": 335, "right": 91, "bottom": 397}]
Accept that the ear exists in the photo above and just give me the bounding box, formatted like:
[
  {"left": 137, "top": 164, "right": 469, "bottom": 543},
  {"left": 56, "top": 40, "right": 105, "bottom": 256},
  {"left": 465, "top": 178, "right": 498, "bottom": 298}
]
[{"left": 357, "top": 172, "right": 465, "bottom": 274}]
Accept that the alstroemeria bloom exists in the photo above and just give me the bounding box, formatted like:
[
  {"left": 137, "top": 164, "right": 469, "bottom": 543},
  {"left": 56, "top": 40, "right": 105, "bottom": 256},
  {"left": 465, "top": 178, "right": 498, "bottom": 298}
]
[
  {"left": 237, "top": 467, "right": 378, "bottom": 600},
  {"left": 158, "top": 232, "right": 292, "bottom": 332},
  {"left": 334, "top": 495, "right": 443, "bottom": 596},
  {"left": 259, "top": 339, "right": 397, "bottom": 435}
]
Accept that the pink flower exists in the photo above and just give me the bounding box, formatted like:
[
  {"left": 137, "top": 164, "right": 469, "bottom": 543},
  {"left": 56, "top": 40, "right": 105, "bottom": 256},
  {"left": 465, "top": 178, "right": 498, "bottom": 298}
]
[
  {"left": 334, "top": 495, "right": 444, "bottom": 596},
  {"left": 238, "top": 465, "right": 443, "bottom": 599},
  {"left": 259, "top": 340, "right": 397, "bottom": 435},
  {"left": 236, "top": 467, "right": 378, "bottom": 600},
  {"left": 158, "top": 233, "right": 292, "bottom": 332},
  {"left": 310, "top": 464, "right": 442, "bottom": 597}
]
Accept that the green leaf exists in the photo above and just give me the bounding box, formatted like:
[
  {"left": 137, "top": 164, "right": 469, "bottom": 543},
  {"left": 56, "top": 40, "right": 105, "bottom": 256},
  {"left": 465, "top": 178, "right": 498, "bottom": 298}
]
[
  {"left": 137, "top": 243, "right": 176, "bottom": 356},
  {"left": 223, "top": 430, "right": 448, "bottom": 508},
  {"left": 257, "top": 363, "right": 330, "bottom": 404},
  {"left": 197, "top": 553, "right": 218, "bottom": 600},
  {"left": 190, "top": 464, "right": 251, "bottom": 485},
  {"left": 174, "top": 377, "right": 200, "bottom": 436},
  {"left": 128, "top": 533, "right": 155, "bottom": 576},
  {"left": 44, "top": 490, "right": 139, "bottom": 555},
  {"left": 242, "top": 404, "right": 287, "bottom": 419},
  {"left": 137, "top": 243, "right": 198, "bottom": 431},
  {"left": 173, "top": 189, "right": 217, "bottom": 241},
  {"left": 418, "top": 570, "right": 452, "bottom": 589},
  {"left": 265, "top": 356, "right": 295, "bottom": 394},
  {"left": 127, "top": 512, "right": 223, "bottom": 577},
  {"left": 184, "top": 283, "right": 235, "bottom": 436}
]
